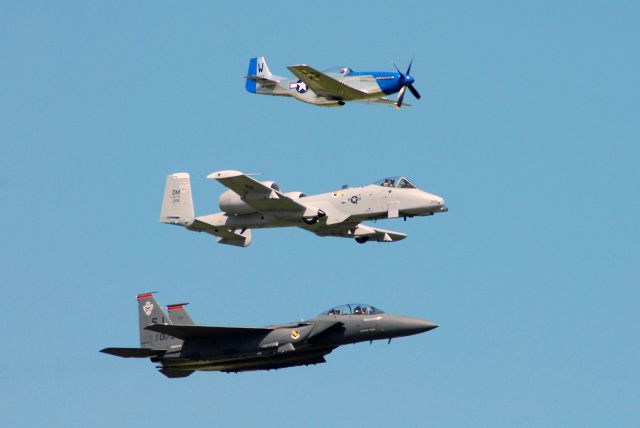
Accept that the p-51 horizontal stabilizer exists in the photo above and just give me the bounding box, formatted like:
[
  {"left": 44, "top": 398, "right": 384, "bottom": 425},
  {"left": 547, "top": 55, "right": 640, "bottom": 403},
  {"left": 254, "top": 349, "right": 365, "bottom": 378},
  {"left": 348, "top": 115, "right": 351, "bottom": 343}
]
[
  {"left": 244, "top": 75, "right": 278, "bottom": 86},
  {"left": 100, "top": 347, "right": 163, "bottom": 358}
]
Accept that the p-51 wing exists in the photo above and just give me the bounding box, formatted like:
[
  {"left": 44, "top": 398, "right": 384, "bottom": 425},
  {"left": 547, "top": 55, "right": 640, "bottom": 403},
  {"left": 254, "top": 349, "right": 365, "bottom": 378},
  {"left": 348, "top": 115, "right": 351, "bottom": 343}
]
[
  {"left": 354, "top": 97, "right": 411, "bottom": 108},
  {"left": 287, "top": 65, "right": 369, "bottom": 100}
]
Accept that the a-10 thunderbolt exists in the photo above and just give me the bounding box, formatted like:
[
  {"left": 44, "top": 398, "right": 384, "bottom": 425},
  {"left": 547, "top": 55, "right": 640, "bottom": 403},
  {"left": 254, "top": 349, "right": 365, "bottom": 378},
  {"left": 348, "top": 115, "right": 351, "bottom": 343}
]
[
  {"left": 245, "top": 56, "right": 421, "bottom": 108},
  {"left": 101, "top": 293, "right": 438, "bottom": 377},
  {"left": 160, "top": 170, "right": 447, "bottom": 247}
]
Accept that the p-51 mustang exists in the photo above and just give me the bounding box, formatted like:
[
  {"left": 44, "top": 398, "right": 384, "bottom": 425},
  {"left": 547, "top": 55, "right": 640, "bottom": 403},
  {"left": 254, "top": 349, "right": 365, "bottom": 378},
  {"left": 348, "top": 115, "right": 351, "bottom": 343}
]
[
  {"left": 100, "top": 293, "right": 438, "bottom": 377},
  {"left": 160, "top": 170, "right": 447, "bottom": 247},
  {"left": 245, "top": 56, "right": 421, "bottom": 108}
]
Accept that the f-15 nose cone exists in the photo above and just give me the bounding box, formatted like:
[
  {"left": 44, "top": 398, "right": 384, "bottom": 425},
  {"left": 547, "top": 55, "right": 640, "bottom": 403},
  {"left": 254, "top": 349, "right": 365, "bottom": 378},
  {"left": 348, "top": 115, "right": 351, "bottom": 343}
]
[
  {"left": 414, "top": 319, "right": 439, "bottom": 333},
  {"left": 399, "top": 318, "right": 439, "bottom": 335}
]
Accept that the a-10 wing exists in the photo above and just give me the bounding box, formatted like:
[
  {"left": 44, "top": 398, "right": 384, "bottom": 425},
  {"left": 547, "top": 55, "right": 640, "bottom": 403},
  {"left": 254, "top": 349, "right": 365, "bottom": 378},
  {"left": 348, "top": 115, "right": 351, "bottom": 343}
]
[
  {"left": 208, "top": 170, "right": 309, "bottom": 215},
  {"left": 316, "top": 223, "right": 407, "bottom": 242},
  {"left": 287, "top": 65, "right": 369, "bottom": 100}
]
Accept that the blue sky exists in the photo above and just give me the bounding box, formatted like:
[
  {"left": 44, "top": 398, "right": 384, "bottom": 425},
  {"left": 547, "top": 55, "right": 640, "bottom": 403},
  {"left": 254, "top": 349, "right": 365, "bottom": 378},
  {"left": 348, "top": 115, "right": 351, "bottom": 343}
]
[{"left": 2, "top": 1, "right": 639, "bottom": 426}]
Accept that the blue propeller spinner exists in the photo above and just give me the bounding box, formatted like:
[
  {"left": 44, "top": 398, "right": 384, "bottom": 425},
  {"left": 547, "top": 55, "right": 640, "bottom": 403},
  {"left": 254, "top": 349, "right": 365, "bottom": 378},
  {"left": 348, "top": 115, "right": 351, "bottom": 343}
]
[{"left": 393, "top": 59, "right": 422, "bottom": 109}]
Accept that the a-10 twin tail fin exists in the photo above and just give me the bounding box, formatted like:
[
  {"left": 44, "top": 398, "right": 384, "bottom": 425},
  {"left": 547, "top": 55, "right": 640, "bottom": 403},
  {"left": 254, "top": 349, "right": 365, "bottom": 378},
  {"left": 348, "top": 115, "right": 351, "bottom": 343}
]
[{"left": 160, "top": 173, "right": 195, "bottom": 226}]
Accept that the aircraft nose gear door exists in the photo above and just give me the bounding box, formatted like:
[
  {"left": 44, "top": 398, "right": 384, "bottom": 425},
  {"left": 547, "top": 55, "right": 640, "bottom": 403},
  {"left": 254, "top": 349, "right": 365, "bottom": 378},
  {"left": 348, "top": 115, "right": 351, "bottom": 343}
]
[{"left": 387, "top": 201, "right": 399, "bottom": 218}]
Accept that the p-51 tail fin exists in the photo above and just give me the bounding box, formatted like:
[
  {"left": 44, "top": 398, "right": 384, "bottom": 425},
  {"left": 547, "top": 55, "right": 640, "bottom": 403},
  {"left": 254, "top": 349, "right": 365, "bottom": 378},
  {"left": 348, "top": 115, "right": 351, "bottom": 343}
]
[
  {"left": 160, "top": 173, "right": 194, "bottom": 225},
  {"left": 245, "top": 56, "right": 277, "bottom": 93}
]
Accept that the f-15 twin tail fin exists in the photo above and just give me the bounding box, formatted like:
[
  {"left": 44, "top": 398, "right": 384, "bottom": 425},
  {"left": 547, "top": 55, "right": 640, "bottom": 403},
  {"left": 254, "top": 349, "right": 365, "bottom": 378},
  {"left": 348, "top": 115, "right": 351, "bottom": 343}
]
[
  {"left": 167, "top": 303, "right": 195, "bottom": 325},
  {"left": 100, "top": 292, "right": 182, "bottom": 359},
  {"left": 137, "top": 292, "right": 182, "bottom": 350}
]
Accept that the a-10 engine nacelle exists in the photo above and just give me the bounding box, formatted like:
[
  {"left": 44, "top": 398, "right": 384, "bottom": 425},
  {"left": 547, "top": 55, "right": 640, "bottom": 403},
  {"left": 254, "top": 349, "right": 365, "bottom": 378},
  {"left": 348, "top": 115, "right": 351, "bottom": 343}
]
[{"left": 219, "top": 181, "right": 307, "bottom": 215}]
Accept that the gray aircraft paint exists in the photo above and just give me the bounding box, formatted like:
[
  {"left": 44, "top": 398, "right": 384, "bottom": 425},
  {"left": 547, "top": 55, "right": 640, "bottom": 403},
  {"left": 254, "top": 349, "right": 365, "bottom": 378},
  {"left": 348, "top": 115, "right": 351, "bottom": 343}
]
[
  {"left": 167, "top": 303, "right": 195, "bottom": 326},
  {"left": 137, "top": 293, "right": 182, "bottom": 350},
  {"left": 101, "top": 297, "right": 438, "bottom": 377},
  {"left": 160, "top": 170, "right": 447, "bottom": 247}
]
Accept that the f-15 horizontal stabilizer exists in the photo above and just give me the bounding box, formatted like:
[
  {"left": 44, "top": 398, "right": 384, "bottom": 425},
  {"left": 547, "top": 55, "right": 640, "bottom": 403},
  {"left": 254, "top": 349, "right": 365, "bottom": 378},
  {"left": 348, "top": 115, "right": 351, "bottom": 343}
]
[
  {"left": 100, "top": 347, "right": 162, "bottom": 358},
  {"left": 145, "top": 323, "right": 273, "bottom": 340}
]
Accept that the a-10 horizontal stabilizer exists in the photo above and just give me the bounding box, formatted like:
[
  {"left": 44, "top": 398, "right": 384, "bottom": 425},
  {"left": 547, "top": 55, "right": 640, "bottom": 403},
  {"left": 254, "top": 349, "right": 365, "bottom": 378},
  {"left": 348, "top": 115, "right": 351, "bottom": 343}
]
[
  {"left": 100, "top": 347, "right": 163, "bottom": 359},
  {"left": 145, "top": 324, "right": 273, "bottom": 340}
]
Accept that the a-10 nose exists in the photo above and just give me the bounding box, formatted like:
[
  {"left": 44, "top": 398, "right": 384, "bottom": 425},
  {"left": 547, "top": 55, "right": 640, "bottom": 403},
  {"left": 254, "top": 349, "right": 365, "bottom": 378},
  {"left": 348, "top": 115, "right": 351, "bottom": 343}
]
[{"left": 422, "top": 192, "right": 446, "bottom": 209}]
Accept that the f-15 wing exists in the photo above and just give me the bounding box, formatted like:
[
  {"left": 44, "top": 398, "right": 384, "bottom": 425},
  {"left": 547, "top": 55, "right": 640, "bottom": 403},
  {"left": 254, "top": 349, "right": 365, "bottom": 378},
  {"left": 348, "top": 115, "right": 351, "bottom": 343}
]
[
  {"left": 287, "top": 65, "right": 369, "bottom": 100},
  {"left": 145, "top": 324, "right": 274, "bottom": 340}
]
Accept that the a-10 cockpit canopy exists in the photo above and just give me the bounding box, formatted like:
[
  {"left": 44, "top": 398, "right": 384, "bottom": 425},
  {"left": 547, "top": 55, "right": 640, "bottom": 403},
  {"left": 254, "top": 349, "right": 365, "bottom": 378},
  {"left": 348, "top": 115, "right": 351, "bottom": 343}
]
[
  {"left": 372, "top": 176, "right": 417, "bottom": 189},
  {"left": 321, "top": 304, "right": 384, "bottom": 316}
]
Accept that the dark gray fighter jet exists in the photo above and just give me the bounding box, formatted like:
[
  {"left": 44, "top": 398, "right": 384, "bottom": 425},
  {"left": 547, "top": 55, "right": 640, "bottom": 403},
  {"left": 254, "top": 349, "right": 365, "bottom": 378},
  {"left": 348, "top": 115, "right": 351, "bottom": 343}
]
[{"left": 101, "top": 293, "right": 438, "bottom": 378}]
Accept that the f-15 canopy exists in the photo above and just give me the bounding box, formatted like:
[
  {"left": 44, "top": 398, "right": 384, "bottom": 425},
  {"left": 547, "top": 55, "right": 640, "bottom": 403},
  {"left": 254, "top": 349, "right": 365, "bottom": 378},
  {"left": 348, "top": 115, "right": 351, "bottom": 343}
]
[
  {"left": 372, "top": 176, "right": 417, "bottom": 189},
  {"left": 101, "top": 293, "right": 438, "bottom": 377},
  {"left": 321, "top": 304, "right": 384, "bottom": 316}
]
